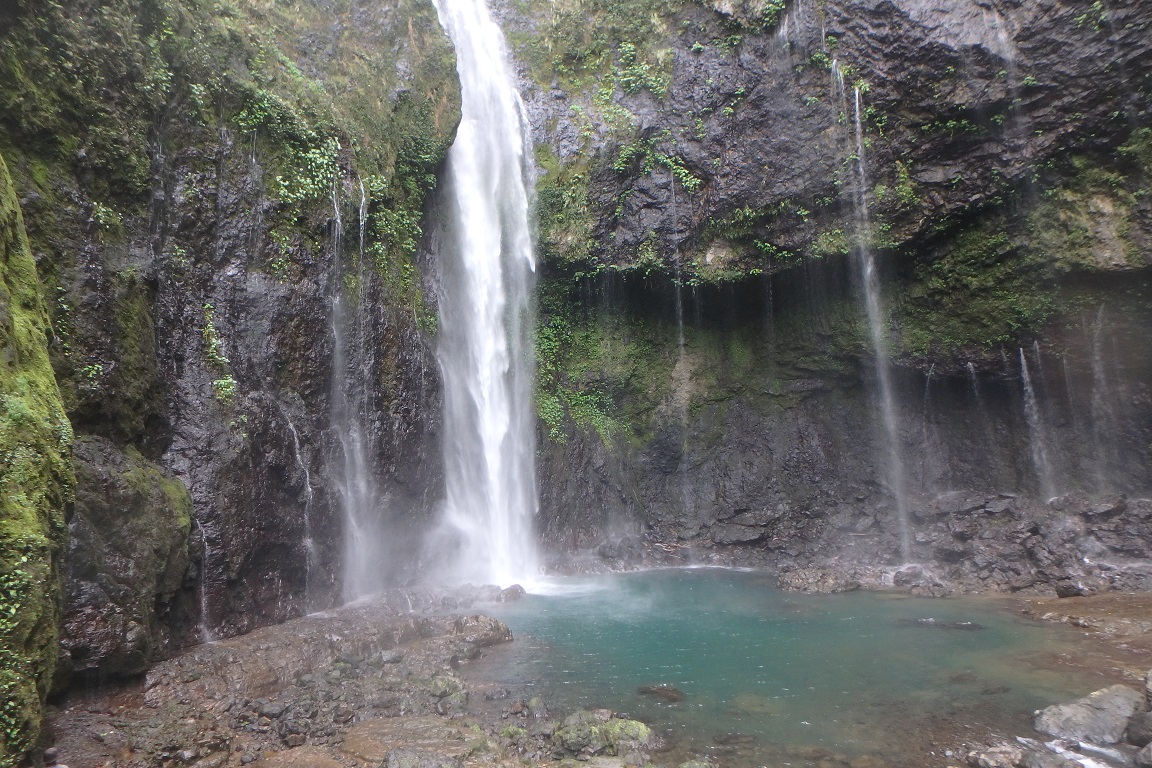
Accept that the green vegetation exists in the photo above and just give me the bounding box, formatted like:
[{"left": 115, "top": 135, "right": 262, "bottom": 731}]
[
  {"left": 507, "top": 0, "right": 681, "bottom": 90},
  {"left": 612, "top": 133, "right": 702, "bottom": 193},
  {"left": 0, "top": 153, "right": 74, "bottom": 768},
  {"left": 894, "top": 137, "right": 1147, "bottom": 358},
  {"left": 534, "top": 271, "right": 864, "bottom": 449},
  {"left": 201, "top": 304, "right": 238, "bottom": 405},
  {"left": 0, "top": 0, "right": 459, "bottom": 357},
  {"left": 899, "top": 224, "right": 1056, "bottom": 355}
]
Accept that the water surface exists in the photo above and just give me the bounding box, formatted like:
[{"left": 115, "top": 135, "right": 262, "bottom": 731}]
[{"left": 465, "top": 568, "right": 1099, "bottom": 766}]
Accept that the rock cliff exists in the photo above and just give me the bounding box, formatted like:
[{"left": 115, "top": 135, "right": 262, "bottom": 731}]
[
  {"left": 0, "top": 0, "right": 459, "bottom": 761},
  {"left": 502, "top": 0, "right": 1152, "bottom": 561}
]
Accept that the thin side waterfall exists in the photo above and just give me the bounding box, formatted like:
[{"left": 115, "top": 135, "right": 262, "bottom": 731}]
[
  {"left": 1019, "top": 347, "right": 1057, "bottom": 500},
  {"left": 195, "top": 517, "right": 215, "bottom": 642},
  {"left": 1089, "top": 306, "right": 1119, "bottom": 490},
  {"left": 283, "top": 411, "right": 316, "bottom": 607},
  {"left": 430, "top": 0, "right": 539, "bottom": 586},
  {"left": 331, "top": 186, "right": 390, "bottom": 601},
  {"left": 670, "top": 170, "right": 693, "bottom": 520},
  {"left": 849, "top": 85, "right": 911, "bottom": 561}
]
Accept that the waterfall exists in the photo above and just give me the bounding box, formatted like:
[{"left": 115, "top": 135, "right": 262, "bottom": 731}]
[
  {"left": 848, "top": 84, "right": 911, "bottom": 561},
  {"left": 429, "top": 0, "right": 539, "bottom": 586},
  {"left": 1019, "top": 348, "right": 1057, "bottom": 500},
  {"left": 1089, "top": 306, "right": 1119, "bottom": 490}
]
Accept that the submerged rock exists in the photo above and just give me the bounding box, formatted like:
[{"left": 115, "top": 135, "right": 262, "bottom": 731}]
[
  {"left": 1033, "top": 684, "right": 1145, "bottom": 744},
  {"left": 638, "top": 684, "right": 685, "bottom": 702}
]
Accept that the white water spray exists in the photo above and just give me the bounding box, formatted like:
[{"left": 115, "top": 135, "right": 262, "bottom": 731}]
[
  {"left": 430, "top": 0, "right": 540, "bottom": 586},
  {"left": 283, "top": 411, "right": 316, "bottom": 607}
]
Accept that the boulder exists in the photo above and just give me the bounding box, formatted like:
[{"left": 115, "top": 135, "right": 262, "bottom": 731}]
[
  {"left": 1033, "top": 685, "right": 1145, "bottom": 744},
  {"left": 777, "top": 566, "right": 860, "bottom": 593},
  {"left": 1128, "top": 711, "right": 1152, "bottom": 747},
  {"left": 1138, "top": 742, "right": 1152, "bottom": 768},
  {"left": 553, "top": 711, "right": 655, "bottom": 757},
  {"left": 966, "top": 743, "right": 1024, "bottom": 768}
]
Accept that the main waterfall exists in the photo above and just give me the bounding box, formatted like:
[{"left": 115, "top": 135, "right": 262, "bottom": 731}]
[{"left": 428, "top": 0, "right": 540, "bottom": 586}]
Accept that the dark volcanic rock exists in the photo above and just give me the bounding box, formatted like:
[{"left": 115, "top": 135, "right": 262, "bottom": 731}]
[{"left": 1128, "top": 712, "right": 1152, "bottom": 748}]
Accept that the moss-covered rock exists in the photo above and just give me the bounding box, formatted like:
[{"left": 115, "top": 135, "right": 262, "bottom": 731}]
[
  {"left": 0, "top": 151, "right": 74, "bottom": 768},
  {"left": 553, "top": 709, "right": 655, "bottom": 756}
]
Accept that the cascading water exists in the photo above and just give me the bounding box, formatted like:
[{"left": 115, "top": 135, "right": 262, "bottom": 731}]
[
  {"left": 429, "top": 0, "right": 540, "bottom": 586},
  {"left": 847, "top": 83, "right": 911, "bottom": 561},
  {"left": 331, "top": 186, "right": 392, "bottom": 601},
  {"left": 195, "top": 517, "right": 215, "bottom": 642},
  {"left": 1089, "top": 306, "right": 1119, "bottom": 490}
]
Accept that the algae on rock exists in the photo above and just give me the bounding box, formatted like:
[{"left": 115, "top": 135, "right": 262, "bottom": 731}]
[{"left": 0, "top": 152, "right": 75, "bottom": 768}]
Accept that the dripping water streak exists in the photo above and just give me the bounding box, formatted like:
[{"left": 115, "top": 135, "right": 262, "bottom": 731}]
[
  {"left": 283, "top": 411, "right": 316, "bottom": 607},
  {"left": 670, "top": 168, "right": 692, "bottom": 519},
  {"left": 1019, "top": 348, "right": 1057, "bottom": 500},
  {"left": 850, "top": 85, "right": 910, "bottom": 561},
  {"left": 1089, "top": 306, "right": 1118, "bottom": 491},
  {"left": 195, "top": 517, "right": 215, "bottom": 642},
  {"left": 431, "top": 0, "right": 539, "bottom": 586}
]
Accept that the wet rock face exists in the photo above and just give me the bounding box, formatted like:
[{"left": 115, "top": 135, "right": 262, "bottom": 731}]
[
  {"left": 1, "top": 0, "right": 459, "bottom": 674},
  {"left": 561, "top": 490, "right": 1152, "bottom": 597},
  {"left": 515, "top": 0, "right": 1152, "bottom": 561},
  {"left": 59, "top": 436, "right": 194, "bottom": 683},
  {"left": 511, "top": 0, "right": 1152, "bottom": 274}
]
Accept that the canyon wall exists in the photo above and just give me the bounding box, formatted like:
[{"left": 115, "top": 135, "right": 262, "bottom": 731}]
[
  {"left": 2, "top": 0, "right": 1152, "bottom": 763},
  {"left": 0, "top": 0, "right": 459, "bottom": 761}
]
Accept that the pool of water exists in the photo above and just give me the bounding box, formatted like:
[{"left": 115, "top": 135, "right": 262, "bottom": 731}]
[{"left": 463, "top": 568, "right": 1099, "bottom": 767}]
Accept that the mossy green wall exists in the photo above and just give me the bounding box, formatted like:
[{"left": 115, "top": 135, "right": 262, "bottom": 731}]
[{"left": 0, "top": 152, "right": 74, "bottom": 768}]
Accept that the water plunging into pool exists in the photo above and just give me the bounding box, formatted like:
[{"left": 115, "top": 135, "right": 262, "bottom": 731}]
[{"left": 429, "top": 0, "right": 539, "bottom": 587}]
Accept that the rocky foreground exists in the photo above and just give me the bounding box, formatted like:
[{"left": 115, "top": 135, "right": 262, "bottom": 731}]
[{"left": 46, "top": 591, "right": 664, "bottom": 768}]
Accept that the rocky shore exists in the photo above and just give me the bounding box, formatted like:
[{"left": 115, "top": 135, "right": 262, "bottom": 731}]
[
  {"left": 44, "top": 591, "right": 660, "bottom": 768},
  {"left": 41, "top": 575, "right": 1152, "bottom": 768}
]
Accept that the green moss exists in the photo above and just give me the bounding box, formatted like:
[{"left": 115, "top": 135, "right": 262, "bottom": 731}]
[
  {"left": 1027, "top": 156, "right": 1143, "bottom": 271},
  {"left": 0, "top": 152, "right": 75, "bottom": 768},
  {"left": 535, "top": 144, "right": 596, "bottom": 268},
  {"left": 507, "top": 0, "right": 681, "bottom": 92},
  {"left": 898, "top": 222, "right": 1056, "bottom": 355}
]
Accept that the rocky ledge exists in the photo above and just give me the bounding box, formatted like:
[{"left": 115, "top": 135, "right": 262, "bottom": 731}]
[{"left": 579, "top": 491, "right": 1152, "bottom": 599}]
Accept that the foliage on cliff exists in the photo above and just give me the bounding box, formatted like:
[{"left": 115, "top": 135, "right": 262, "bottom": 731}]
[
  {"left": 512, "top": 0, "right": 1152, "bottom": 363},
  {"left": 0, "top": 152, "right": 75, "bottom": 768}
]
